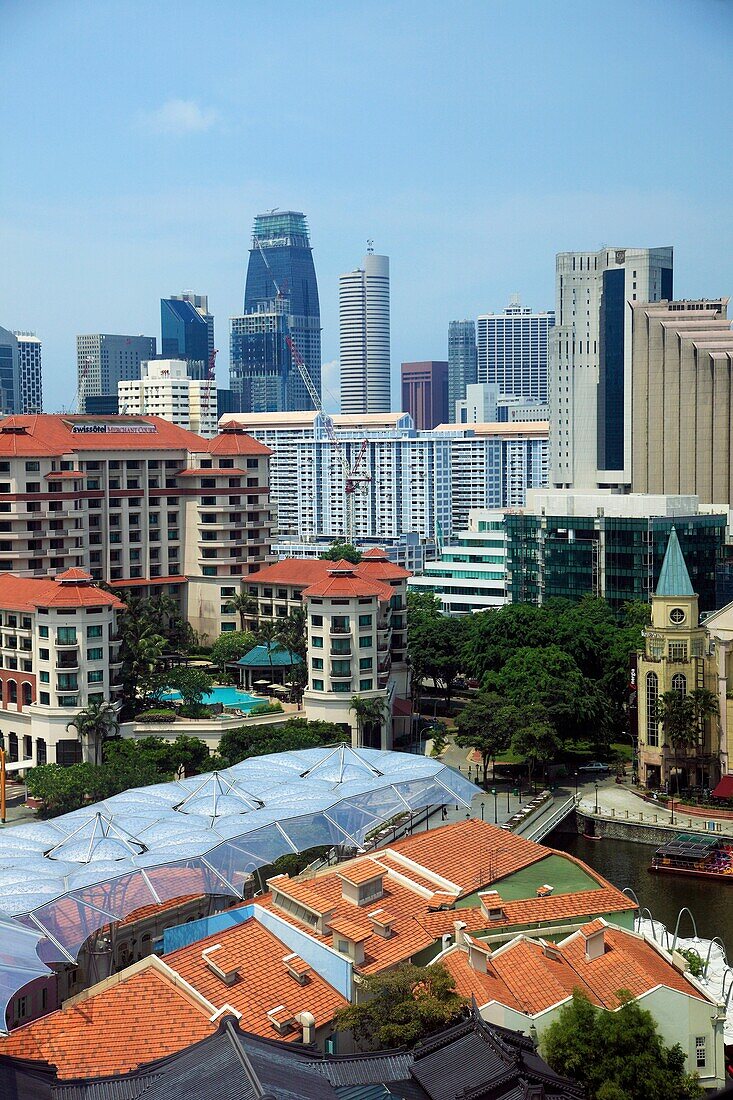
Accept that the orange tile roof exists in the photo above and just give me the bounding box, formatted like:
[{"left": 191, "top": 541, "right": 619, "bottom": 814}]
[
  {"left": 301, "top": 565, "right": 393, "bottom": 601},
  {"left": 388, "top": 819, "right": 549, "bottom": 894},
  {"left": 165, "top": 916, "right": 346, "bottom": 1036},
  {"left": 328, "top": 915, "right": 373, "bottom": 942},
  {"left": 357, "top": 558, "right": 411, "bottom": 580},
  {"left": 336, "top": 858, "right": 385, "bottom": 886},
  {"left": 208, "top": 424, "right": 271, "bottom": 456},
  {"left": 0, "top": 414, "right": 208, "bottom": 455},
  {"left": 175, "top": 466, "right": 253, "bottom": 476},
  {"left": 0, "top": 572, "right": 124, "bottom": 612},
  {"left": 249, "top": 557, "right": 409, "bottom": 589},
  {"left": 0, "top": 964, "right": 215, "bottom": 1079},
  {"left": 442, "top": 950, "right": 523, "bottom": 1011}
]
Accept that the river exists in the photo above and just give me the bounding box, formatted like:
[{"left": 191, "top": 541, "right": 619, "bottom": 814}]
[{"left": 550, "top": 831, "right": 733, "bottom": 952}]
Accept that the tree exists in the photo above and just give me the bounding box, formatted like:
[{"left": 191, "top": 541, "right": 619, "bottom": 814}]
[
  {"left": 658, "top": 690, "right": 703, "bottom": 793},
  {"left": 167, "top": 666, "right": 214, "bottom": 711},
  {"left": 215, "top": 717, "right": 342, "bottom": 768},
  {"left": 320, "top": 539, "right": 362, "bottom": 564},
  {"left": 543, "top": 990, "right": 703, "bottom": 1100},
  {"left": 689, "top": 687, "right": 719, "bottom": 754},
  {"left": 256, "top": 619, "right": 284, "bottom": 683},
  {"left": 104, "top": 734, "right": 210, "bottom": 778},
  {"left": 349, "top": 694, "right": 386, "bottom": 748},
  {"left": 511, "top": 710, "right": 562, "bottom": 787},
  {"left": 26, "top": 763, "right": 94, "bottom": 816},
  {"left": 333, "top": 963, "right": 466, "bottom": 1050},
  {"left": 455, "top": 693, "right": 521, "bottom": 785},
  {"left": 497, "top": 646, "right": 603, "bottom": 744},
  {"left": 210, "top": 630, "right": 256, "bottom": 673},
  {"left": 224, "top": 592, "right": 258, "bottom": 632},
  {"left": 119, "top": 614, "right": 167, "bottom": 707},
  {"left": 275, "top": 608, "right": 307, "bottom": 661},
  {"left": 66, "top": 700, "right": 120, "bottom": 766}
]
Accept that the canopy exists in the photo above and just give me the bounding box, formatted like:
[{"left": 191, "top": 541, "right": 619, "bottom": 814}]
[
  {"left": 711, "top": 775, "right": 733, "bottom": 800},
  {"left": 0, "top": 744, "right": 477, "bottom": 1030}
]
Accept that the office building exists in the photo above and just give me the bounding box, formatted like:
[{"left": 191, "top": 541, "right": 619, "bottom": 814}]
[
  {"left": 161, "top": 293, "right": 213, "bottom": 380},
  {"left": 274, "top": 532, "right": 430, "bottom": 573},
  {"left": 401, "top": 360, "right": 448, "bottom": 429},
  {"left": 0, "top": 328, "right": 20, "bottom": 416},
  {"left": 340, "top": 252, "right": 390, "bottom": 414},
  {"left": 0, "top": 414, "right": 272, "bottom": 640},
  {"left": 477, "top": 299, "right": 553, "bottom": 403},
  {"left": 504, "top": 489, "right": 725, "bottom": 611},
  {"left": 225, "top": 411, "right": 548, "bottom": 543},
  {"left": 447, "top": 320, "right": 477, "bottom": 421},
  {"left": 85, "top": 395, "right": 119, "bottom": 415},
  {"left": 231, "top": 211, "right": 321, "bottom": 412},
  {"left": 408, "top": 509, "right": 508, "bottom": 614},
  {"left": 14, "top": 333, "right": 42, "bottom": 413},
  {"left": 76, "top": 333, "right": 156, "bottom": 413},
  {"left": 118, "top": 359, "right": 218, "bottom": 436},
  {"left": 630, "top": 298, "right": 733, "bottom": 506},
  {"left": 549, "top": 246, "right": 673, "bottom": 491}
]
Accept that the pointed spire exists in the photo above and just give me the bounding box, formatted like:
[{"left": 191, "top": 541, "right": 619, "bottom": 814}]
[{"left": 655, "top": 526, "right": 695, "bottom": 597}]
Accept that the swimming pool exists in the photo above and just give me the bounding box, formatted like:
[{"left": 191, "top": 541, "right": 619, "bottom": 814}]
[{"left": 161, "top": 686, "right": 264, "bottom": 711}]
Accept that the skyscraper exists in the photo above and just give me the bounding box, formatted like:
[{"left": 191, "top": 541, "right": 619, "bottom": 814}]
[
  {"left": 0, "top": 328, "right": 20, "bottom": 416},
  {"left": 230, "top": 211, "right": 321, "bottom": 412},
  {"left": 15, "top": 332, "right": 42, "bottom": 413},
  {"left": 401, "top": 361, "right": 448, "bottom": 429},
  {"left": 447, "top": 320, "right": 477, "bottom": 421},
  {"left": 340, "top": 252, "right": 391, "bottom": 414},
  {"left": 76, "top": 334, "right": 157, "bottom": 412},
  {"left": 477, "top": 299, "right": 553, "bottom": 403},
  {"left": 161, "top": 293, "right": 213, "bottom": 380},
  {"left": 549, "top": 246, "right": 673, "bottom": 490}
]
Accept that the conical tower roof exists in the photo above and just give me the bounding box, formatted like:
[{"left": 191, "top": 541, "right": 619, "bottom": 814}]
[{"left": 656, "top": 526, "right": 695, "bottom": 597}]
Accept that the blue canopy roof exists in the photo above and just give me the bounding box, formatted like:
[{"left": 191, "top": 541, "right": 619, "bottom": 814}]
[
  {"left": 0, "top": 744, "right": 478, "bottom": 1031},
  {"left": 236, "top": 643, "right": 302, "bottom": 667},
  {"left": 656, "top": 526, "right": 695, "bottom": 597}
]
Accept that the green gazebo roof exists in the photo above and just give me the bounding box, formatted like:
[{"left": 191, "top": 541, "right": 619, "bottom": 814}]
[
  {"left": 656, "top": 526, "right": 695, "bottom": 597},
  {"left": 236, "top": 643, "right": 303, "bottom": 668}
]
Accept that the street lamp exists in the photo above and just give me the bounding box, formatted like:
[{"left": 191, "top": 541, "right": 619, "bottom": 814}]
[
  {"left": 594, "top": 781, "right": 599, "bottom": 814},
  {"left": 0, "top": 745, "right": 5, "bottom": 824},
  {"left": 670, "top": 793, "right": 675, "bottom": 826},
  {"left": 490, "top": 787, "right": 498, "bottom": 824},
  {"left": 480, "top": 801, "right": 485, "bottom": 821},
  {"left": 574, "top": 771, "right": 579, "bottom": 798},
  {"left": 506, "top": 786, "right": 511, "bottom": 813}
]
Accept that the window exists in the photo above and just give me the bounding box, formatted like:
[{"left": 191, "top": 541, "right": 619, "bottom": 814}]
[
  {"left": 671, "top": 673, "right": 687, "bottom": 694},
  {"left": 333, "top": 681, "right": 351, "bottom": 693},
  {"left": 88, "top": 647, "right": 103, "bottom": 661},
  {"left": 39, "top": 648, "right": 49, "bottom": 661},
  {"left": 87, "top": 625, "right": 103, "bottom": 639},
  {"left": 359, "top": 635, "right": 373, "bottom": 648},
  {"left": 668, "top": 642, "right": 688, "bottom": 662},
  {"left": 203, "top": 566, "right": 218, "bottom": 576},
  {"left": 14, "top": 996, "right": 28, "bottom": 1022},
  {"left": 695, "top": 1036, "right": 706, "bottom": 1069},
  {"left": 39, "top": 671, "right": 49, "bottom": 683},
  {"left": 358, "top": 614, "right": 373, "bottom": 627},
  {"left": 39, "top": 691, "right": 50, "bottom": 705},
  {"left": 359, "top": 657, "right": 373, "bottom": 671},
  {"left": 312, "top": 636, "right": 323, "bottom": 649},
  {"left": 312, "top": 657, "right": 324, "bottom": 670},
  {"left": 220, "top": 622, "right": 236, "bottom": 632},
  {"left": 312, "top": 678, "right": 324, "bottom": 691},
  {"left": 359, "top": 679, "right": 373, "bottom": 691},
  {"left": 331, "top": 659, "right": 351, "bottom": 676},
  {"left": 646, "top": 672, "right": 659, "bottom": 747},
  {"left": 57, "top": 673, "right": 78, "bottom": 690},
  {"left": 25, "top": 461, "right": 40, "bottom": 472},
  {"left": 88, "top": 670, "right": 104, "bottom": 683},
  {"left": 38, "top": 625, "right": 49, "bottom": 638},
  {"left": 57, "top": 627, "right": 77, "bottom": 645},
  {"left": 311, "top": 615, "right": 323, "bottom": 627},
  {"left": 58, "top": 696, "right": 79, "bottom": 707}
]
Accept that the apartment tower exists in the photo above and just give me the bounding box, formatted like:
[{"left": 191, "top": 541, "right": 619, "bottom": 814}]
[
  {"left": 447, "top": 320, "right": 477, "bottom": 422},
  {"left": 76, "top": 334, "right": 157, "bottom": 413},
  {"left": 477, "top": 298, "right": 554, "bottom": 403},
  {"left": 339, "top": 251, "right": 391, "bottom": 414}
]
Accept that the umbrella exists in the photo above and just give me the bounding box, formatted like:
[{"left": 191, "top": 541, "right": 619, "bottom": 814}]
[{"left": 254, "top": 679, "right": 270, "bottom": 686}]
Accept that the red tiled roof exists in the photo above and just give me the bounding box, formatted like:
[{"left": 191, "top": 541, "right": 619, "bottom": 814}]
[
  {"left": 357, "top": 558, "right": 411, "bottom": 580},
  {"left": 0, "top": 573, "right": 124, "bottom": 612},
  {"left": 208, "top": 424, "right": 271, "bottom": 456},
  {"left": 0, "top": 415, "right": 208, "bottom": 455},
  {"left": 44, "top": 470, "right": 81, "bottom": 479},
  {"left": 108, "top": 575, "right": 187, "bottom": 588},
  {"left": 328, "top": 915, "right": 373, "bottom": 942},
  {"left": 0, "top": 964, "right": 215, "bottom": 1079},
  {"left": 302, "top": 564, "right": 393, "bottom": 601},
  {"left": 337, "top": 858, "right": 385, "bottom": 886},
  {"left": 249, "top": 557, "right": 409, "bottom": 589},
  {"left": 165, "top": 916, "right": 346, "bottom": 1037}
]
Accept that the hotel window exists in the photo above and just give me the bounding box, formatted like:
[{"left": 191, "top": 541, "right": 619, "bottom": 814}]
[
  {"left": 695, "top": 1036, "right": 706, "bottom": 1068},
  {"left": 312, "top": 678, "right": 324, "bottom": 691},
  {"left": 88, "top": 647, "right": 103, "bottom": 661},
  {"left": 646, "top": 672, "right": 659, "bottom": 746},
  {"left": 87, "top": 625, "right": 103, "bottom": 639},
  {"left": 671, "top": 673, "right": 687, "bottom": 694}
]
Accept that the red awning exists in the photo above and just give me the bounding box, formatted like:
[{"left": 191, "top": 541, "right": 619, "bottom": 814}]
[{"left": 711, "top": 775, "right": 733, "bottom": 799}]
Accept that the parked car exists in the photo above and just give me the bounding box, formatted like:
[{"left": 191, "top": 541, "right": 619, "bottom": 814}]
[{"left": 578, "top": 761, "right": 610, "bottom": 773}]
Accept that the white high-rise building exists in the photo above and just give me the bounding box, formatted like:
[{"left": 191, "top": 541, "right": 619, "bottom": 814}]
[
  {"left": 339, "top": 252, "right": 390, "bottom": 414},
  {"left": 118, "top": 359, "right": 218, "bottom": 437},
  {"left": 549, "top": 246, "right": 673, "bottom": 492},
  {"left": 14, "top": 332, "right": 42, "bottom": 413},
  {"left": 477, "top": 299, "right": 554, "bottom": 402}
]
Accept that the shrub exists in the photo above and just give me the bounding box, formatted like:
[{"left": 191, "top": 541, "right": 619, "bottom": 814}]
[
  {"left": 678, "top": 947, "right": 705, "bottom": 978},
  {"left": 136, "top": 709, "right": 177, "bottom": 724},
  {"left": 179, "top": 703, "right": 211, "bottom": 719},
  {"left": 248, "top": 700, "right": 283, "bottom": 716}
]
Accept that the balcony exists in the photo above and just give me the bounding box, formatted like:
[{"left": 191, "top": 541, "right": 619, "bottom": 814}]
[
  {"left": 55, "top": 638, "right": 79, "bottom": 649},
  {"left": 56, "top": 657, "right": 79, "bottom": 670},
  {"left": 330, "top": 666, "right": 352, "bottom": 679},
  {"left": 330, "top": 623, "right": 350, "bottom": 635}
]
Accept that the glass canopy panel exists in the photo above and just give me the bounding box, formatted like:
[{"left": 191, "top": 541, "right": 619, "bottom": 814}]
[
  {"left": 218, "top": 825, "right": 296, "bottom": 870},
  {"left": 277, "top": 813, "right": 346, "bottom": 852}
]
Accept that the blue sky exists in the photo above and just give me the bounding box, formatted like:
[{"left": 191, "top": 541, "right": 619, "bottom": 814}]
[{"left": 1, "top": 0, "right": 731, "bottom": 412}]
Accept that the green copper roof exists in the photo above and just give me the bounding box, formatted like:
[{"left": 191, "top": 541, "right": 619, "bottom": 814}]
[
  {"left": 656, "top": 526, "right": 695, "bottom": 597},
  {"left": 236, "top": 643, "right": 303, "bottom": 668}
]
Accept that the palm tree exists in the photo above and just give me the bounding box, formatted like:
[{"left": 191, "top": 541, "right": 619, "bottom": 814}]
[
  {"left": 659, "top": 690, "right": 696, "bottom": 794},
  {"left": 225, "top": 592, "right": 259, "bottom": 632},
  {"left": 349, "top": 694, "right": 387, "bottom": 749},
  {"left": 689, "top": 687, "right": 719, "bottom": 786},
  {"left": 66, "top": 700, "right": 120, "bottom": 766},
  {"left": 257, "top": 620, "right": 284, "bottom": 687}
]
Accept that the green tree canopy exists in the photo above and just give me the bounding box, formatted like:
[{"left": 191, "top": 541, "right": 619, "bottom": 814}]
[
  {"left": 167, "top": 666, "right": 214, "bottom": 709},
  {"left": 210, "top": 630, "right": 257, "bottom": 671},
  {"left": 493, "top": 645, "right": 603, "bottom": 744},
  {"left": 543, "top": 990, "right": 703, "bottom": 1100},
  {"left": 215, "top": 717, "right": 342, "bottom": 768},
  {"left": 454, "top": 693, "right": 523, "bottom": 785},
  {"left": 333, "top": 962, "right": 466, "bottom": 1049},
  {"left": 320, "top": 539, "right": 362, "bottom": 564},
  {"left": 510, "top": 709, "right": 562, "bottom": 786},
  {"left": 66, "top": 700, "right": 120, "bottom": 766}
]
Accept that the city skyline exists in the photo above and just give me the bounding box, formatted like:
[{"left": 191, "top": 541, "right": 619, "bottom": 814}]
[{"left": 1, "top": 1, "right": 731, "bottom": 414}]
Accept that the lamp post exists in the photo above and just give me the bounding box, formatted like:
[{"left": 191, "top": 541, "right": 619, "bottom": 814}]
[
  {"left": 506, "top": 786, "right": 511, "bottom": 813},
  {"left": 480, "top": 801, "right": 485, "bottom": 821},
  {"left": 0, "top": 746, "right": 5, "bottom": 824},
  {"left": 574, "top": 771, "right": 579, "bottom": 798},
  {"left": 594, "top": 781, "right": 599, "bottom": 814},
  {"left": 490, "top": 787, "right": 498, "bottom": 824},
  {"left": 670, "top": 793, "right": 675, "bottom": 826}
]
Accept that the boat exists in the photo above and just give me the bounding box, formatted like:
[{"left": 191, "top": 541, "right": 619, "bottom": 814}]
[{"left": 649, "top": 832, "right": 733, "bottom": 881}]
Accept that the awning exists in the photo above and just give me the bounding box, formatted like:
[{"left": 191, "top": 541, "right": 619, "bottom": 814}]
[{"left": 711, "top": 775, "right": 733, "bottom": 799}]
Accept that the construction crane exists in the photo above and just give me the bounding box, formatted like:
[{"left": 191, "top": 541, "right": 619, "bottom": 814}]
[{"left": 285, "top": 336, "right": 370, "bottom": 544}]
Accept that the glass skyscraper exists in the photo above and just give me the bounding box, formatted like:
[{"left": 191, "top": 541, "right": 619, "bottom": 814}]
[
  {"left": 231, "top": 211, "right": 321, "bottom": 412},
  {"left": 161, "top": 296, "right": 211, "bottom": 380},
  {"left": 447, "top": 320, "right": 477, "bottom": 422}
]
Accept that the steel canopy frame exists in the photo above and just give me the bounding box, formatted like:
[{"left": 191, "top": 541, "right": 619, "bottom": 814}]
[{"left": 0, "top": 744, "right": 477, "bottom": 1031}]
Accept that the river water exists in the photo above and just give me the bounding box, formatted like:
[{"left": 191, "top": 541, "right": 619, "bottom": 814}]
[{"left": 551, "top": 831, "right": 733, "bottom": 953}]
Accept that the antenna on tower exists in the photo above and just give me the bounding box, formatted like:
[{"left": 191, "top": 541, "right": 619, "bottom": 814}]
[{"left": 366, "top": 239, "right": 374, "bottom": 254}]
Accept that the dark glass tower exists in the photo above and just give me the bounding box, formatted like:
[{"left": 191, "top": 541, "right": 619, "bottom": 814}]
[
  {"left": 231, "top": 211, "right": 321, "bottom": 412},
  {"left": 447, "top": 320, "right": 477, "bottom": 422},
  {"left": 161, "top": 297, "right": 210, "bottom": 380}
]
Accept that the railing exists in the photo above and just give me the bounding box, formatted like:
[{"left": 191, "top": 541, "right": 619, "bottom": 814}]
[
  {"left": 522, "top": 796, "right": 577, "bottom": 842},
  {"left": 330, "top": 624, "right": 350, "bottom": 635}
]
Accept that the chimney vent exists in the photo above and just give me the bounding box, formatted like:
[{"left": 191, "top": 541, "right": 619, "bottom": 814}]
[
  {"left": 201, "top": 943, "right": 239, "bottom": 985},
  {"left": 267, "top": 1005, "right": 297, "bottom": 1035},
  {"left": 367, "top": 908, "right": 395, "bottom": 939},
  {"left": 583, "top": 924, "right": 606, "bottom": 962},
  {"left": 283, "top": 952, "right": 311, "bottom": 984},
  {"left": 536, "top": 884, "right": 553, "bottom": 898},
  {"left": 542, "top": 941, "right": 562, "bottom": 962}
]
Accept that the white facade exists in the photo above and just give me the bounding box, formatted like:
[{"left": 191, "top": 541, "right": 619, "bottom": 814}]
[
  {"left": 14, "top": 333, "right": 42, "bottom": 414},
  {"left": 549, "top": 246, "right": 673, "bottom": 492},
  {"left": 339, "top": 253, "right": 391, "bottom": 414},
  {"left": 408, "top": 509, "right": 508, "bottom": 614},
  {"left": 477, "top": 300, "right": 553, "bottom": 402},
  {"left": 118, "top": 359, "right": 218, "bottom": 437}
]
